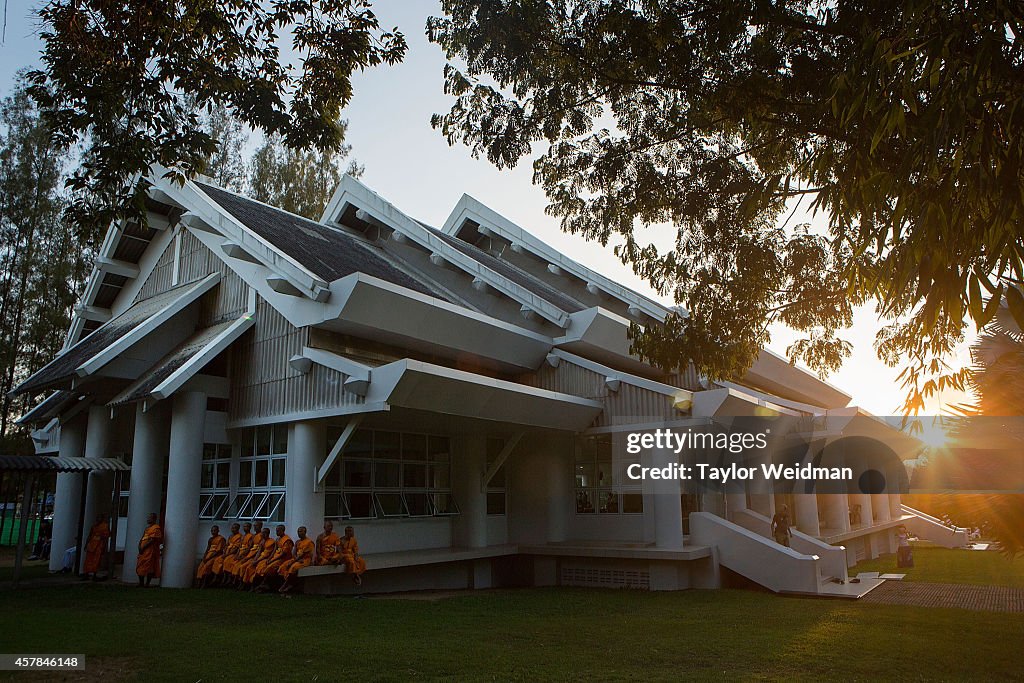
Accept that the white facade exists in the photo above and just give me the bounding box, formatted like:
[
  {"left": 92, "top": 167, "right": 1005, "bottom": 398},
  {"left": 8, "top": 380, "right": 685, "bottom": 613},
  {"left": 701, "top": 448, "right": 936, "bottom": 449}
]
[{"left": 15, "top": 173, "right": 961, "bottom": 594}]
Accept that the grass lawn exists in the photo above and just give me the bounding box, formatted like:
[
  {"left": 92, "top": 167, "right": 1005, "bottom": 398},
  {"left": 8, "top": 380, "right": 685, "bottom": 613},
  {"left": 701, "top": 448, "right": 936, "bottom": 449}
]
[
  {"left": 853, "top": 545, "right": 1024, "bottom": 588},
  {"left": 0, "top": 583, "right": 1021, "bottom": 681}
]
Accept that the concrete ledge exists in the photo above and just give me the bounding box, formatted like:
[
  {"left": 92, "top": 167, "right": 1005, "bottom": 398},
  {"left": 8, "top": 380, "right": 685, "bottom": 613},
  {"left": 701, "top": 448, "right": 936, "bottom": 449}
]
[
  {"left": 520, "top": 542, "right": 712, "bottom": 562},
  {"left": 298, "top": 544, "right": 519, "bottom": 578},
  {"left": 820, "top": 515, "right": 915, "bottom": 544}
]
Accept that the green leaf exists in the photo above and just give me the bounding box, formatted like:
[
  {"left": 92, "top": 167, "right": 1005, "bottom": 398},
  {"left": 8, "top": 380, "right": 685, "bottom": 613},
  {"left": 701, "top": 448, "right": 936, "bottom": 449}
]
[{"left": 1006, "top": 285, "right": 1024, "bottom": 331}]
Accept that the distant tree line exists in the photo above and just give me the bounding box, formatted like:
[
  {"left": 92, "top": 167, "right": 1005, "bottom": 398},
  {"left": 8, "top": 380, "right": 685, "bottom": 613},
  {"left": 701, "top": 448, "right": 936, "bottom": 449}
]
[{"left": 199, "top": 102, "right": 363, "bottom": 221}]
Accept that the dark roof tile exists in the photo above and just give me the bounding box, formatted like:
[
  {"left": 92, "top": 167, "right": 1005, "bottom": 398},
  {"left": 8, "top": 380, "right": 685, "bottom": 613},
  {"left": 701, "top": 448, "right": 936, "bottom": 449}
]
[{"left": 197, "top": 183, "right": 442, "bottom": 299}]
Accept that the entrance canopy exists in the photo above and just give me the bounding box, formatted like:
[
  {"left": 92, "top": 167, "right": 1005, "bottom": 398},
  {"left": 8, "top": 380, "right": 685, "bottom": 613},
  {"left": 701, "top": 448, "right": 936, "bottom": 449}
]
[{"left": 0, "top": 455, "right": 131, "bottom": 473}]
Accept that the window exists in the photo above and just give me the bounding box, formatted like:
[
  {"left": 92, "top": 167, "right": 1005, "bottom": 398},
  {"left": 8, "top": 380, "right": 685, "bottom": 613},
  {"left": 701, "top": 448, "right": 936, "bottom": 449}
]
[
  {"left": 486, "top": 437, "right": 507, "bottom": 515},
  {"left": 323, "top": 428, "right": 458, "bottom": 520},
  {"left": 227, "top": 425, "right": 287, "bottom": 522},
  {"left": 198, "top": 443, "right": 232, "bottom": 520},
  {"left": 575, "top": 435, "right": 642, "bottom": 515}
]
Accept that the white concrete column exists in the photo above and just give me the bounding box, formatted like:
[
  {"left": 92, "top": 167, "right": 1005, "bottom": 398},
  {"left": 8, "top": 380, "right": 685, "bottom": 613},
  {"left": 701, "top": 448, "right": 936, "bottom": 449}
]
[
  {"left": 122, "top": 402, "right": 170, "bottom": 582},
  {"left": 453, "top": 436, "right": 487, "bottom": 548},
  {"left": 849, "top": 491, "right": 873, "bottom": 528},
  {"left": 82, "top": 406, "right": 114, "bottom": 569},
  {"left": 725, "top": 491, "right": 747, "bottom": 521},
  {"left": 544, "top": 438, "right": 571, "bottom": 544},
  {"left": 162, "top": 392, "right": 206, "bottom": 588},
  {"left": 793, "top": 493, "right": 820, "bottom": 536},
  {"left": 652, "top": 448, "right": 683, "bottom": 549},
  {"left": 872, "top": 493, "right": 891, "bottom": 522},
  {"left": 49, "top": 415, "right": 87, "bottom": 571},
  {"left": 285, "top": 421, "right": 326, "bottom": 534},
  {"left": 822, "top": 494, "right": 850, "bottom": 533},
  {"left": 889, "top": 492, "right": 902, "bottom": 519}
]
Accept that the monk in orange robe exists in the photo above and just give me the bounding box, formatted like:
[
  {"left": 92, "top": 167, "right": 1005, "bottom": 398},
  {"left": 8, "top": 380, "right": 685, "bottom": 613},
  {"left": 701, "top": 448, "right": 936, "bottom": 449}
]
[
  {"left": 233, "top": 524, "right": 267, "bottom": 587},
  {"left": 82, "top": 514, "right": 110, "bottom": 579},
  {"left": 278, "top": 526, "right": 315, "bottom": 593},
  {"left": 240, "top": 528, "right": 275, "bottom": 589},
  {"left": 136, "top": 513, "right": 163, "bottom": 587},
  {"left": 341, "top": 526, "right": 367, "bottom": 585},
  {"left": 252, "top": 525, "right": 293, "bottom": 592},
  {"left": 316, "top": 521, "right": 342, "bottom": 566},
  {"left": 225, "top": 521, "right": 260, "bottom": 586},
  {"left": 211, "top": 522, "right": 242, "bottom": 585},
  {"left": 194, "top": 525, "right": 226, "bottom": 587}
]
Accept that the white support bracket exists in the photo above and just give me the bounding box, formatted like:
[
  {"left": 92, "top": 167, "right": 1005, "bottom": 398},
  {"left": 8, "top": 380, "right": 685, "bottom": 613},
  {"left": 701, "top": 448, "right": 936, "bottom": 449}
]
[
  {"left": 316, "top": 415, "right": 365, "bottom": 489},
  {"left": 481, "top": 431, "right": 523, "bottom": 492}
]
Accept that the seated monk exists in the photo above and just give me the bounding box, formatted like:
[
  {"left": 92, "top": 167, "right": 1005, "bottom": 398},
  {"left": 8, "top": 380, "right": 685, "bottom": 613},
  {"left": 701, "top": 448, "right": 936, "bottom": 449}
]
[
  {"left": 82, "top": 513, "right": 110, "bottom": 580},
  {"left": 211, "top": 522, "right": 242, "bottom": 585},
  {"left": 252, "top": 525, "right": 293, "bottom": 592},
  {"left": 194, "top": 525, "right": 226, "bottom": 588},
  {"left": 226, "top": 521, "right": 261, "bottom": 586},
  {"left": 340, "top": 526, "right": 367, "bottom": 586},
  {"left": 240, "top": 527, "right": 275, "bottom": 590},
  {"left": 278, "top": 526, "right": 315, "bottom": 593},
  {"left": 316, "top": 521, "right": 342, "bottom": 566},
  {"left": 136, "top": 513, "right": 163, "bottom": 588}
]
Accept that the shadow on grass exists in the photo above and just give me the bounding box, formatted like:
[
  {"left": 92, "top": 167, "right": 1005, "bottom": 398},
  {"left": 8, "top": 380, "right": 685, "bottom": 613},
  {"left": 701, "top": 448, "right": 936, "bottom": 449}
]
[{"left": 0, "top": 583, "right": 1020, "bottom": 681}]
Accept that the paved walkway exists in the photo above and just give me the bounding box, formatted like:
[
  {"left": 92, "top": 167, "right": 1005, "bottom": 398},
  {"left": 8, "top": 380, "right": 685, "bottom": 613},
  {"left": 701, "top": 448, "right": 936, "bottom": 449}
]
[{"left": 861, "top": 581, "right": 1024, "bottom": 613}]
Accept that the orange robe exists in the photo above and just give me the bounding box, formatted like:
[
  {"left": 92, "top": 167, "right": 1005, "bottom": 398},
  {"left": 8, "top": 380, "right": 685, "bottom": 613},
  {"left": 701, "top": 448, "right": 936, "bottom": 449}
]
[
  {"left": 83, "top": 521, "right": 110, "bottom": 574},
  {"left": 316, "top": 532, "right": 342, "bottom": 565},
  {"left": 341, "top": 535, "right": 366, "bottom": 576},
  {"left": 213, "top": 532, "right": 243, "bottom": 575},
  {"left": 136, "top": 523, "right": 163, "bottom": 577},
  {"left": 242, "top": 537, "right": 276, "bottom": 583},
  {"left": 226, "top": 532, "right": 257, "bottom": 576},
  {"left": 279, "top": 537, "right": 316, "bottom": 580},
  {"left": 255, "top": 535, "right": 293, "bottom": 579},
  {"left": 194, "top": 534, "right": 227, "bottom": 581}
]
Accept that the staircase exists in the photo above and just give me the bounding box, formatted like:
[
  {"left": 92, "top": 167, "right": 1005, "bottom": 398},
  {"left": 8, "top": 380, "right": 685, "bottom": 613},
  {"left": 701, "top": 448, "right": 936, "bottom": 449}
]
[
  {"left": 689, "top": 512, "right": 880, "bottom": 597},
  {"left": 901, "top": 505, "right": 970, "bottom": 548}
]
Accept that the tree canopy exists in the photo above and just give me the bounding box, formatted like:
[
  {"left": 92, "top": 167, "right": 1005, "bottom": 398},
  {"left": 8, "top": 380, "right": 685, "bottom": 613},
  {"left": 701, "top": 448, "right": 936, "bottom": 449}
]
[
  {"left": 28, "top": 0, "right": 405, "bottom": 231},
  {"left": 429, "top": 1, "right": 1024, "bottom": 413},
  {"left": 249, "top": 127, "right": 362, "bottom": 220},
  {"left": 0, "top": 78, "right": 94, "bottom": 452}
]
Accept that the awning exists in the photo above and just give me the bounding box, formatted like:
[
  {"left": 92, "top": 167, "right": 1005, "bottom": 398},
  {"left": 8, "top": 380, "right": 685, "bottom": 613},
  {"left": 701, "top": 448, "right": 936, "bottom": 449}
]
[
  {"left": 15, "top": 390, "right": 80, "bottom": 425},
  {"left": 14, "top": 273, "right": 220, "bottom": 395},
  {"left": 319, "top": 273, "right": 554, "bottom": 373},
  {"left": 0, "top": 455, "right": 131, "bottom": 473},
  {"left": 366, "top": 358, "right": 603, "bottom": 431},
  {"left": 109, "top": 313, "right": 255, "bottom": 406}
]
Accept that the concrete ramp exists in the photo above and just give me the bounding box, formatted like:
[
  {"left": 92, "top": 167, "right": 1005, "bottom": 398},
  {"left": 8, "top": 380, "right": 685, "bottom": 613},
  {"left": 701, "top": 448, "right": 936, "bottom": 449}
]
[
  {"left": 730, "top": 509, "right": 849, "bottom": 584},
  {"left": 689, "top": 512, "right": 824, "bottom": 594},
  {"left": 901, "top": 505, "right": 969, "bottom": 548}
]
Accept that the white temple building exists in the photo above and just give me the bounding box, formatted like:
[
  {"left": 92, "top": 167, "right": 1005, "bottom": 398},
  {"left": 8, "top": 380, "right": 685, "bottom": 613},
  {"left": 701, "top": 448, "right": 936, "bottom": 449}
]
[{"left": 15, "top": 173, "right": 966, "bottom": 594}]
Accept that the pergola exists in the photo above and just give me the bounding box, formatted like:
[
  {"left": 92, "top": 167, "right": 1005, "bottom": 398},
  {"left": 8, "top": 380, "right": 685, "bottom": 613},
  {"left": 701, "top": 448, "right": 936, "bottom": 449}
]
[{"left": 0, "top": 455, "right": 130, "bottom": 586}]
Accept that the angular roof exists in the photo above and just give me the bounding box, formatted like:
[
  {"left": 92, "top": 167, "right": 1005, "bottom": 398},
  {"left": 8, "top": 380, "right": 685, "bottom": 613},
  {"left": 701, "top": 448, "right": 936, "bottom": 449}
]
[
  {"left": 196, "top": 183, "right": 443, "bottom": 299},
  {"left": 14, "top": 276, "right": 218, "bottom": 395},
  {"left": 16, "top": 390, "right": 77, "bottom": 425},
  {"left": 423, "top": 224, "right": 586, "bottom": 314},
  {"left": 109, "top": 315, "right": 253, "bottom": 406}
]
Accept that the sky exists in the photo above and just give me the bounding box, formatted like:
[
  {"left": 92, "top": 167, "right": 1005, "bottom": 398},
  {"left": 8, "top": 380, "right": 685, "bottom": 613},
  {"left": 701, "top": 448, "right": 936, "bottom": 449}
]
[{"left": 0, "top": 2, "right": 972, "bottom": 416}]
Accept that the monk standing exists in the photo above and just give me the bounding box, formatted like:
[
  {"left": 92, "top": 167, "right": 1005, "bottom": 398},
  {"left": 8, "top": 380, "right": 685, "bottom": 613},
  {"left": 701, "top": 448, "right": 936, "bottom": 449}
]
[
  {"left": 278, "top": 526, "right": 315, "bottom": 593},
  {"left": 316, "top": 521, "right": 342, "bottom": 566},
  {"left": 194, "top": 525, "right": 226, "bottom": 588},
  {"left": 136, "top": 512, "right": 163, "bottom": 588},
  {"left": 253, "top": 525, "right": 293, "bottom": 592},
  {"left": 340, "top": 526, "right": 366, "bottom": 586},
  {"left": 211, "top": 522, "right": 242, "bottom": 585},
  {"left": 82, "top": 513, "right": 110, "bottom": 580}
]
